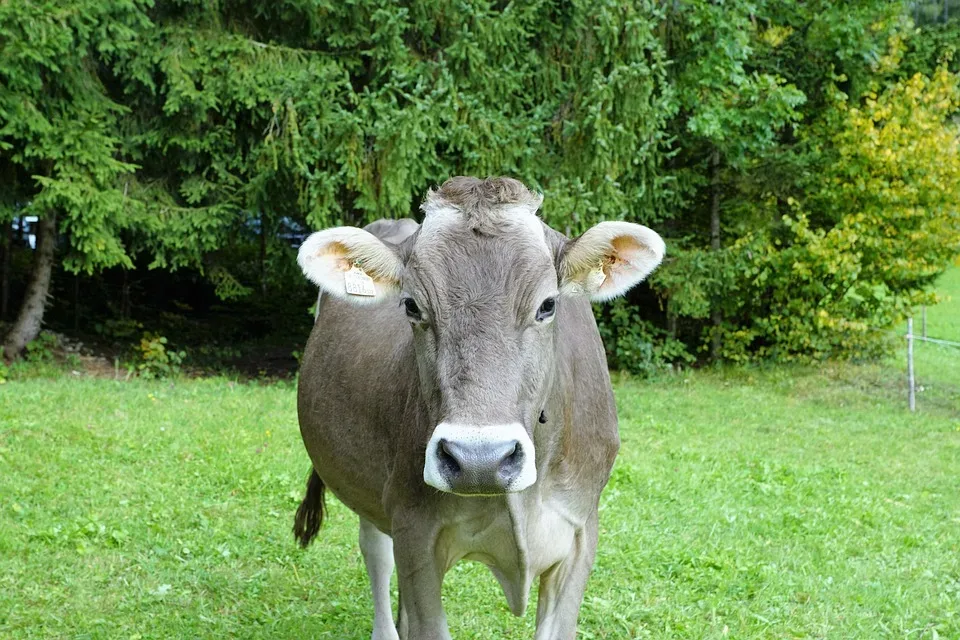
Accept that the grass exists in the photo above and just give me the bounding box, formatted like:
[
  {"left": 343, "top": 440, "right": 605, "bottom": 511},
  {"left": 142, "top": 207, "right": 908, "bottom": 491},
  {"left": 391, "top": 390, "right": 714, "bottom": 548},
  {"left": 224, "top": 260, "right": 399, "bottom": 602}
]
[
  {"left": 907, "top": 266, "right": 960, "bottom": 400},
  {"left": 0, "top": 270, "right": 957, "bottom": 639}
]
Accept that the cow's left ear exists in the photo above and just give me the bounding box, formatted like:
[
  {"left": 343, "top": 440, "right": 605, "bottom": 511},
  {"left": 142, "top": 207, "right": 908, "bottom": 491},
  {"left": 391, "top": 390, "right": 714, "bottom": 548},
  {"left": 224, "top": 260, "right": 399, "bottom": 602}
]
[
  {"left": 297, "top": 227, "right": 403, "bottom": 303},
  {"left": 559, "top": 221, "right": 665, "bottom": 301}
]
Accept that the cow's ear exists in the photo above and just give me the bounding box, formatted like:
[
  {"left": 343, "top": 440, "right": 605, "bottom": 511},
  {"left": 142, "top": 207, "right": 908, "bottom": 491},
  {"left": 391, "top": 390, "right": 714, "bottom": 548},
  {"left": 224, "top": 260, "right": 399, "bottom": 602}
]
[
  {"left": 559, "top": 221, "right": 665, "bottom": 302},
  {"left": 298, "top": 227, "right": 403, "bottom": 303}
]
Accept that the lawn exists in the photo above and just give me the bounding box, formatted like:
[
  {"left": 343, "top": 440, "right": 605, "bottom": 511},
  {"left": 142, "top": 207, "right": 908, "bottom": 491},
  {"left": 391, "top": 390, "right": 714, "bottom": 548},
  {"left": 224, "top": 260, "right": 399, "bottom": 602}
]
[
  {"left": 1, "top": 272, "right": 958, "bottom": 639},
  {"left": 908, "top": 266, "right": 960, "bottom": 402}
]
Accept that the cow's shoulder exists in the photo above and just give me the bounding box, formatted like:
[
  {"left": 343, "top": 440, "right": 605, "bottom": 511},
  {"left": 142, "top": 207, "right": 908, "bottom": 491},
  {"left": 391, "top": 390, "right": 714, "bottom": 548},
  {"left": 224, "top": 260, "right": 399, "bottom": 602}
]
[{"left": 547, "top": 296, "right": 620, "bottom": 494}]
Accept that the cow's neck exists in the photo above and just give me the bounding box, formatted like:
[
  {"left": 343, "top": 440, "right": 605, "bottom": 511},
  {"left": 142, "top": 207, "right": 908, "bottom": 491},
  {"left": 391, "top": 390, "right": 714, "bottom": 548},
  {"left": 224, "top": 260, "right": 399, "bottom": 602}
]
[{"left": 398, "top": 346, "right": 576, "bottom": 617}]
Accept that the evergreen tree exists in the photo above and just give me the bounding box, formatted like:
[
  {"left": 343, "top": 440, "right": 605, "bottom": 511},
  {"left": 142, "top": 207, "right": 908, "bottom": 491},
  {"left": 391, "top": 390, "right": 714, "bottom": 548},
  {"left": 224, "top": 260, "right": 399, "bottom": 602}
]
[{"left": 2, "top": 0, "right": 958, "bottom": 367}]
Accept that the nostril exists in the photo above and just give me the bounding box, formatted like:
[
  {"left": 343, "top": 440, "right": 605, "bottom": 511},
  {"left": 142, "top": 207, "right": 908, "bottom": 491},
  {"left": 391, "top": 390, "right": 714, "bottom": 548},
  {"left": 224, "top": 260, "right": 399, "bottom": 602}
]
[
  {"left": 498, "top": 440, "right": 524, "bottom": 483},
  {"left": 437, "top": 439, "right": 461, "bottom": 477}
]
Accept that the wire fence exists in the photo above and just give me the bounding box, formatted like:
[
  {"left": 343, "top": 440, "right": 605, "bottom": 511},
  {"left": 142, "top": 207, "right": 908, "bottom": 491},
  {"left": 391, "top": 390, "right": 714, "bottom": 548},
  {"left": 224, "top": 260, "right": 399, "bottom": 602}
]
[{"left": 905, "top": 309, "right": 960, "bottom": 412}]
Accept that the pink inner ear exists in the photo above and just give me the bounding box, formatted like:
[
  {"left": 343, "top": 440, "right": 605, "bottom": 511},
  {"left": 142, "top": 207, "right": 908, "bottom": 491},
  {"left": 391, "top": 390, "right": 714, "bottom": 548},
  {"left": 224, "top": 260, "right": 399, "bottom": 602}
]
[
  {"left": 596, "top": 234, "right": 662, "bottom": 298},
  {"left": 316, "top": 241, "right": 353, "bottom": 272},
  {"left": 600, "top": 236, "right": 644, "bottom": 288},
  {"left": 316, "top": 239, "right": 394, "bottom": 287},
  {"left": 611, "top": 235, "right": 650, "bottom": 265}
]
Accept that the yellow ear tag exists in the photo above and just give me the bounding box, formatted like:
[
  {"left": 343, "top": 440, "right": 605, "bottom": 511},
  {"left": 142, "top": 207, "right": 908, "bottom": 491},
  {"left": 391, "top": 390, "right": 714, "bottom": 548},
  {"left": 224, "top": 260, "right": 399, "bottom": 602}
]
[
  {"left": 344, "top": 264, "right": 376, "bottom": 297},
  {"left": 584, "top": 262, "right": 607, "bottom": 292}
]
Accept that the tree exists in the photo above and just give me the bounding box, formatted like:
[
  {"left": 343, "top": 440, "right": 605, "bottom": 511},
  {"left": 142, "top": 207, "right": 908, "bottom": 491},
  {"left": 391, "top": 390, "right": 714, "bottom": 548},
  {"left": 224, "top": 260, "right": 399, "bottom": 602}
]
[
  {"left": 3, "top": 0, "right": 677, "bottom": 357},
  {"left": 648, "top": 0, "right": 960, "bottom": 363},
  {"left": 3, "top": 0, "right": 957, "bottom": 370},
  {"left": 655, "top": 0, "right": 805, "bottom": 357},
  {"left": 0, "top": 1, "right": 155, "bottom": 356}
]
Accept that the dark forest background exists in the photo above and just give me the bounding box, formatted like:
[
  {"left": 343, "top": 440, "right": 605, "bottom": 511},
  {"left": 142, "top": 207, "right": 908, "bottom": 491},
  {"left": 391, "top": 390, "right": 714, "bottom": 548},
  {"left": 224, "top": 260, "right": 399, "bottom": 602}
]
[{"left": 2, "top": 0, "right": 959, "bottom": 377}]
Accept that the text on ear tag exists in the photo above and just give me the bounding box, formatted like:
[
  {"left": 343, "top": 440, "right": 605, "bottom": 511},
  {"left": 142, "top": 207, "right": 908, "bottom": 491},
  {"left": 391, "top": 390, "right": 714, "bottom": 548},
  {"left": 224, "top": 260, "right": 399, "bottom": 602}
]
[
  {"left": 585, "top": 264, "right": 607, "bottom": 291},
  {"left": 344, "top": 265, "right": 376, "bottom": 297}
]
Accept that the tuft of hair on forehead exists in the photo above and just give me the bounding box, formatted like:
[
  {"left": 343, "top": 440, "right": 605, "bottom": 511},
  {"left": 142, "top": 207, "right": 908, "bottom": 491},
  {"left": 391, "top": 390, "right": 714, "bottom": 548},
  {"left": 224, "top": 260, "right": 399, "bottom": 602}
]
[{"left": 421, "top": 177, "right": 544, "bottom": 234}]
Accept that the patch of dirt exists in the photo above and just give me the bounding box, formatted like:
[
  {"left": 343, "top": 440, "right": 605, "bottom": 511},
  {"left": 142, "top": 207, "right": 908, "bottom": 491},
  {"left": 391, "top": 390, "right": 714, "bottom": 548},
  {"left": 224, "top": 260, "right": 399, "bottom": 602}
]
[
  {"left": 10, "top": 329, "right": 301, "bottom": 382},
  {"left": 47, "top": 332, "right": 122, "bottom": 378},
  {"left": 223, "top": 344, "right": 299, "bottom": 380}
]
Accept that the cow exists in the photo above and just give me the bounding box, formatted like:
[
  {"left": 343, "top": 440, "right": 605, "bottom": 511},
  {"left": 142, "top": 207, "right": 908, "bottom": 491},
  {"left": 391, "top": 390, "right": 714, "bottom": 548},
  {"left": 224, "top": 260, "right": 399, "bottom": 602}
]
[{"left": 294, "top": 176, "right": 665, "bottom": 639}]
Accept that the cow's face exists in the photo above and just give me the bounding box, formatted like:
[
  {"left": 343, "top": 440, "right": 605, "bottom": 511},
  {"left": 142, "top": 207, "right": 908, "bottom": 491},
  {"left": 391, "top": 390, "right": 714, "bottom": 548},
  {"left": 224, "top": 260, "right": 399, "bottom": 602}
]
[{"left": 298, "top": 177, "right": 664, "bottom": 497}]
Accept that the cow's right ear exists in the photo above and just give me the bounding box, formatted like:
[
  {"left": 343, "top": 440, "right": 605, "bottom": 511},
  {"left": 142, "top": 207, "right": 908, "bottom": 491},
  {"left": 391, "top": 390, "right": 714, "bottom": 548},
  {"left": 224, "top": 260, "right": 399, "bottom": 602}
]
[{"left": 297, "top": 227, "right": 403, "bottom": 303}]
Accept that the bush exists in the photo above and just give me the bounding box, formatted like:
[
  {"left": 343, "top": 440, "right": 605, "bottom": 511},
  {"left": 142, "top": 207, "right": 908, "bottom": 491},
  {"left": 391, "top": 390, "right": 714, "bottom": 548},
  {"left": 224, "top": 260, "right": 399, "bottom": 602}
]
[
  {"left": 94, "top": 318, "right": 144, "bottom": 342},
  {"left": 136, "top": 333, "right": 186, "bottom": 379},
  {"left": 24, "top": 332, "right": 58, "bottom": 364},
  {"left": 595, "top": 299, "right": 695, "bottom": 376},
  {"left": 655, "top": 64, "right": 960, "bottom": 363}
]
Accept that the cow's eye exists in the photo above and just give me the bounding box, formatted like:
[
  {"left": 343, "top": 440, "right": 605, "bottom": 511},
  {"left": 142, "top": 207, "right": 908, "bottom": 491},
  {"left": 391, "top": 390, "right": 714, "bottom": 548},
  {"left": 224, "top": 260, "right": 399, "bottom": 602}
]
[
  {"left": 535, "top": 297, "right": 557, "bottom": 322},
  {"left": 402, "top": 297, "right": 422, "bottom": 321}
]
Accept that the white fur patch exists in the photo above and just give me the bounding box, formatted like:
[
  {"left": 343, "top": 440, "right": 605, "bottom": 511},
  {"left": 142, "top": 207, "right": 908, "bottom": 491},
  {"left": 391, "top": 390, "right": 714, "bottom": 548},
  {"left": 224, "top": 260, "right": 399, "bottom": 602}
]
[
  {"left": 505, "top": 203, "right": 548, "bottom": 250},
  {"left": 423, "top": 422, "right": 537, "bottom": 494},
  {"left": 418, "top": 198, "right": 548, "bottom": 255},
  {"left": 417, "top": 204, "right": 461, "bottom": 238},
  {"left": 297, "top": 227, "right": 403, "bottom": 304}
]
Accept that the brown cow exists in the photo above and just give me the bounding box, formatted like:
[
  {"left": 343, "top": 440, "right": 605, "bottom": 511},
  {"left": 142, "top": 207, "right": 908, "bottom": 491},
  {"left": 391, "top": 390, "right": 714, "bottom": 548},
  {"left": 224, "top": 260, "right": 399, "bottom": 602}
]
[{"left": 294, "top": 177, "right": 664, "bottom": 639}]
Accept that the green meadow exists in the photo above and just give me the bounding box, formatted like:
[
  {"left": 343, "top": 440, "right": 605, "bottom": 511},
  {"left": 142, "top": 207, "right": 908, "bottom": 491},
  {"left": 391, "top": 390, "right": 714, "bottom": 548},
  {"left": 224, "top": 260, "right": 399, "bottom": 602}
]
[{"left": 1, "top": 270, "right": 957, "bottom": 639}]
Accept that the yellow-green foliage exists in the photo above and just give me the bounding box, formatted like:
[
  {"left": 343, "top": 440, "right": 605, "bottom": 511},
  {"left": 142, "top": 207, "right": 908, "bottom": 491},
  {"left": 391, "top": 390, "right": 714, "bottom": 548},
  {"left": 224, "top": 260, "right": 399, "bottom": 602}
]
[
  {"left": 817, "top": 68, "right": 960, "bottom": 291},
  {"left": 729, "top": 67, "right": 960, "bottom": 361},
  {"left": 136, "top": 333, "right": 186, "bottom": 379}
]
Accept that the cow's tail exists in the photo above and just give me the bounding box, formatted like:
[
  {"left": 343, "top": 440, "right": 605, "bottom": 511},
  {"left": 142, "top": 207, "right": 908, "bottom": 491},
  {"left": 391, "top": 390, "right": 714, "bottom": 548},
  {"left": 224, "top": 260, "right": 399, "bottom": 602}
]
[{"left": 293, "top": 469, "right": 326, "bottom": 548}]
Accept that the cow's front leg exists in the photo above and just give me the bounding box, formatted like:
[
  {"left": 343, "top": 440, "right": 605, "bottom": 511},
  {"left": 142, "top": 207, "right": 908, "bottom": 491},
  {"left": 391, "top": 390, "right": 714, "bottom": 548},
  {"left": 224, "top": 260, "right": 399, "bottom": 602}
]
[
  {"left": 359, "top": 518, "right": 400, "bottom": 640},
  {"left": 396, "top": 586, "right": 409, "bottom": 640},
  {"left": 533, "top": 512, "right": 599, "bottom": 640},
  {"left": 390, "top": 517, "right": 450, "bottom": 640}
]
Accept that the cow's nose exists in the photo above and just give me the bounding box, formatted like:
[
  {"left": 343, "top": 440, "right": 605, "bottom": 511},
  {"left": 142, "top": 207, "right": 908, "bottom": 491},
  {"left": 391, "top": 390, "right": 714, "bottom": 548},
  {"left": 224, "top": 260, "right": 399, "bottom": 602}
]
[
  {"left": 436, "top": 438, "right": 523, "bottom": 493},
  {"left": 423, "top": 423, "right": 537, "bottom": 495}
]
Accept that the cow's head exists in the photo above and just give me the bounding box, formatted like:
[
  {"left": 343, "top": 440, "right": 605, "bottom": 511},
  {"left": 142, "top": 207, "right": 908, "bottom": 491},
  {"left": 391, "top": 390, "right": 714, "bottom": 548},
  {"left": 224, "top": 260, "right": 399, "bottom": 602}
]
[{"left": 298, "top": 177, "right": 664, "bottom": 496}]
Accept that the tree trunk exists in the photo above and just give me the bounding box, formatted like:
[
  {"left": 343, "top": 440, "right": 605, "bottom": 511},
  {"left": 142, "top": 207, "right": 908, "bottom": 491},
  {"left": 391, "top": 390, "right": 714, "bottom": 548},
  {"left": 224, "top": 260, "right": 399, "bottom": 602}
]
[
  {"left": 3, "top": 212, "right": 57, "bottom": 359},
  {"left": 259, "top": 211, "right": 267, "bottom": 298},
  {"left": 1, "top": 219, "right": 11, "bottom": 320},
  {"left": 120, "top": 268, "right": 130, "bottom": 318},
  {"left": 710, "top": 149, "right": 722, "bottom": 361},
  {"left": 73, "top": 273, "right": 80, "bottom": 332}
]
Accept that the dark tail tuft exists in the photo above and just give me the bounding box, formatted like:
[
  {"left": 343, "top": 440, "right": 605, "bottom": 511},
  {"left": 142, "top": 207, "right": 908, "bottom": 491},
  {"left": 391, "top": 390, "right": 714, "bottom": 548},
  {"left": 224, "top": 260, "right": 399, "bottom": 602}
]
[{"left": 293, "top": 469, "right": 325, "bottom": 548}]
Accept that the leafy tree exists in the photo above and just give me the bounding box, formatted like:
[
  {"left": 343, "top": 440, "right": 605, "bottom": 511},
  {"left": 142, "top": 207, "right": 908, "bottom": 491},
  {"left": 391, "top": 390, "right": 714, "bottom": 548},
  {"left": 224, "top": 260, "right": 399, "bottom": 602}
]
[
  {"left": 655, "top": 0, "right": 805, "bottom": 357},
  {"left": 0, "top": 1, "right": 150, "bottom": 356},
  {"left": 693, "top": 65, "right": 960, "bottom": 362},
  {"left": 2, "top": 0, "right": 958, "bottom": 371},
  {"left": 649, "top": 0, "right": 960, "bottom": 364}
]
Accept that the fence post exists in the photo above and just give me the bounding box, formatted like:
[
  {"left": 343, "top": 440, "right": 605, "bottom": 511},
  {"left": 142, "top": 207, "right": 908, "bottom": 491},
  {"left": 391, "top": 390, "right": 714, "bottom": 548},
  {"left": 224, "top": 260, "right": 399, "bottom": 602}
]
[{"left": 907, "top": 317, "right": 916, "bottom": 412}]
